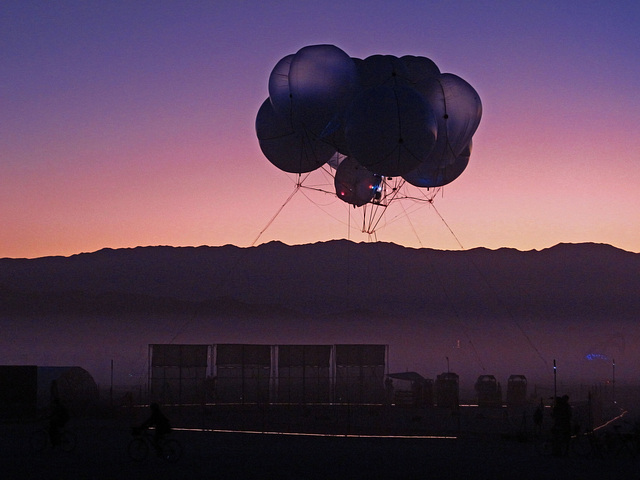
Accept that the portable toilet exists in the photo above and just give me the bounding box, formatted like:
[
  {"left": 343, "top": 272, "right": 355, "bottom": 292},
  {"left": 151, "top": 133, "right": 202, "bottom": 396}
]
[
  {"left": 435, "top": 372, "right": 459, "bottom": 408},
  {"left": 506, "top": 375, "right": 527, "bottom": 405},
  {"left": 474, "top": 375, "right": 502, "bottom": 407}
]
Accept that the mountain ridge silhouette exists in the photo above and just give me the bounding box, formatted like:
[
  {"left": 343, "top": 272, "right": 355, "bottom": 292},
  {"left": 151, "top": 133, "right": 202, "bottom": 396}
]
[{"left": 1, "top": 241, "right": 637, "bottom": 319}]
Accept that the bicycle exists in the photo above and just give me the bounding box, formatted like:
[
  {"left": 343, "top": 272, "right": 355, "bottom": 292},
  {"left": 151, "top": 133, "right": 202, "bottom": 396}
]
[
  {"left": 30, "top": 426, "right": 77, "bottom": 453},
  {"left": 127, "top": 427, "right": 183, "bottom": 463}
]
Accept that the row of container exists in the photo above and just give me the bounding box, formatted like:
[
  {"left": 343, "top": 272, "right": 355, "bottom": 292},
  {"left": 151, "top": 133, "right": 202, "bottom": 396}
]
[{"left": 389, "top": 372, "right": 528, "bottom": 408}]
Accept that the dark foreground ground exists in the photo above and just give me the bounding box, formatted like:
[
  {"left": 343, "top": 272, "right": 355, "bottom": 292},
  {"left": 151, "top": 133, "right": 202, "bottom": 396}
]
[{"left": 2, "top": 405, "right": 640, "bottom": 480}]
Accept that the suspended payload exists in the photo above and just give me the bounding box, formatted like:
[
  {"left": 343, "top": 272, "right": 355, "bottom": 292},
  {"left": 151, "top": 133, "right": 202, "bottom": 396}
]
[
  {"left": 334, "top": 156, "right": 382, "bottom": 207},
  {"left": 256, "top": 44, "right": 481, "bottom": 209}
]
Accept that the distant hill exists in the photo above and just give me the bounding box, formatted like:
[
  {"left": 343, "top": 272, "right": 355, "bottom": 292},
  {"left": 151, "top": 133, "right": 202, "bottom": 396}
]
[{"left": 1, "top": 241, "right": 638, "bottom": 320}]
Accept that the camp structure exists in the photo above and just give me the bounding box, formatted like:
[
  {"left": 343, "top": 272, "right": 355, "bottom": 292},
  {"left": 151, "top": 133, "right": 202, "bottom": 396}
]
[
  {"left": 0, "top": 365, "right": 98, "bottom": 418},
  {"left": 148, "top": 344, "right": 388, "bottom": 405},
  {"left": 387, "top": 371, "right": 434, "bottom": 407}
]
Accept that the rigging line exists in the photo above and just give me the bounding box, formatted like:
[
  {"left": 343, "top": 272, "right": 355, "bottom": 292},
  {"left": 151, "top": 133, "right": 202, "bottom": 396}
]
[
  {"left": 378, "top": 196, "right": 431, "bottom": 228},
  {"left": 348, "top": 203, "right": 351, "bottom": 241},
  {"left": 363, "top": 202, "right": 377, "bottom": 233},
  {"left": 468, "top": 340, "right": 486, "bottom": 372},
  {"left": 251, "top": 182, "right": 301, "bottom": 247},
  {"left": 298, "top": 187, "right": 353, "bottom": 229},
  {"left": 427, "top": 199, "right": 465, "bottom": 250},
  {"left": 366, "top": 179, "right": 406, "bottom": 234},
  {"left": 299, "top": 184, "right": 338, "bottom": 198},
  {"left": 469, "top": 256, "right": 549, "bottom": 369},
  {"left": 389, "top": 191, "right": 487, "bottom": 369},
  {"left": 398, "top": 199, "right": 423, "bottom": 248},
  {"left": 160, "top": 173, "right": 311, "bottom": 357},
  {"left": 428, "top": 201, "right": 549, "bottom": 369},
  {"left": 168, "top": 180, "right": 306, "bottom": 346},
  {"left": 422, "top": 250, "right": 487, "bottom": 372}
]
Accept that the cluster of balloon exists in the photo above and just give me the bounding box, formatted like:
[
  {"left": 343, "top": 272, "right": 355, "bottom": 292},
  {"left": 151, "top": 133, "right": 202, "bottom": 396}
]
[{"left": 255, "top": 44, "right": 482, "bottom": 207}]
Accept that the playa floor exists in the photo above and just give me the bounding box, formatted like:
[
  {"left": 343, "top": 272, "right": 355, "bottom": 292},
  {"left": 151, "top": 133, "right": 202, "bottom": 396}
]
[{"left": 2, "top": 406, "right": 640, "bottom": 480}]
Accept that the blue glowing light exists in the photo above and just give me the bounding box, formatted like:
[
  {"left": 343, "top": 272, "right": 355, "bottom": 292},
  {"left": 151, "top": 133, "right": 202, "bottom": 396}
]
[{"left": 585, "top": 353, "right": 609, "bottom": 361}]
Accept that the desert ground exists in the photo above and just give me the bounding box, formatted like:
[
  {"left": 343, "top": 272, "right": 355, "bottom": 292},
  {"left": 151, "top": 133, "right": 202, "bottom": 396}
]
[{"left": 3, "top": 401, "right": 640, "bottom": 480}]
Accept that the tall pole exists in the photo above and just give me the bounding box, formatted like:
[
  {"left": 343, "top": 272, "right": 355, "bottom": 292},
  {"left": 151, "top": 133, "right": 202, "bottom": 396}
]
[
  {"left": 110, "top": 359, "right": 114, "bottom": 408},
  {"left": 613, "top": 358, "right": 616, "bottom": 404},
  {"left": 553, "top": 359, "right": 557, "bottom": 401}
]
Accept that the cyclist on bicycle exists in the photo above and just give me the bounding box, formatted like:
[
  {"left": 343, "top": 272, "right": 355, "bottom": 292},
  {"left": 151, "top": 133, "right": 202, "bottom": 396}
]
[{"left": 138, "top": 403, "right": 172, "bottom": 454}]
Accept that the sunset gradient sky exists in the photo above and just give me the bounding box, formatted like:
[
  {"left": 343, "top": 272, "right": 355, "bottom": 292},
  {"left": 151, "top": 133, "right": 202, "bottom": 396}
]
[{"left": 3, "top": 1, "right": 639, "bottom": 259}]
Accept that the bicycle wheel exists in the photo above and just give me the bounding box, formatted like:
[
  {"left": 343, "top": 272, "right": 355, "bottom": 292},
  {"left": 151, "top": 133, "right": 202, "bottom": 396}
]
[
  {"left": 30, "top": 429, "right": 49, "bottom": 453},
  {"left": 161, "top": 438, "right": 183, "bottom": 463},
  {"left": 60, "top": 430, "right": 77, "bottom": 453},
  {"left": 128, "top": 438, "right": 149, "bottom": 461}
]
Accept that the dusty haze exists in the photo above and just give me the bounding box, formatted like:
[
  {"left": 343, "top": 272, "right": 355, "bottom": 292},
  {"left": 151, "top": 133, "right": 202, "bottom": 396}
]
[{"left": 1, "top": 241, "right": 638, "bottom": 395}]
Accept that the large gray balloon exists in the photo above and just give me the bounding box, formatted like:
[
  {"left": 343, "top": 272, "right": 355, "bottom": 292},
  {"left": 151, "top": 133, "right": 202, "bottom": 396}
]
[
  {"left": 345, "top": 84, "right": 438, "bottom": 177},
  {"left": 288, "top": 45, "right": 359, "bottom": 137},
  {"left": 414, "top": 73, "right": 482, "bottom": 167},
  {"left": 356, "top": 54, "right": 411, "bottom": 90},
  {"left": 268, "top": 54, "right": 294, "bottom": 118},
  {"left": 404, "top": 140, "right": 472, "bottom": 187},
  {"left": 268, "top": 51, "right": 351, "bottom": 155},
  {"left": 334, "top": 156, "right": 382, "bottom": 206},
  {"left": 400, "top": 55, "right": 441, "bottom": 84},
  {"left": 255, "top": 98, "right": 336, "bottom": 174}
]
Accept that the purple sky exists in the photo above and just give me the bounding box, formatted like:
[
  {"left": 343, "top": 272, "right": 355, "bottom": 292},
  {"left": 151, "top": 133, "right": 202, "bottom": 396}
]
[{"left": 2, "top": 1, "right": 639, "bottom": 258}]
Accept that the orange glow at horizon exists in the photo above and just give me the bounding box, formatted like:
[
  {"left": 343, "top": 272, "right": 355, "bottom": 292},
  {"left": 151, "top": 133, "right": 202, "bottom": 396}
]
[{"left": 2, "top": 2, "right": 639, "bottom": 259}]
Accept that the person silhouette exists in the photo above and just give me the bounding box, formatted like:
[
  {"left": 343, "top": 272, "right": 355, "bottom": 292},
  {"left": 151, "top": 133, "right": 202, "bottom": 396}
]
[
  {"left": 138, "top": 403, "right": 172, "bottom": 453},
  {"left": 533, "top": 398, "right": 544, "bottom": 434}
]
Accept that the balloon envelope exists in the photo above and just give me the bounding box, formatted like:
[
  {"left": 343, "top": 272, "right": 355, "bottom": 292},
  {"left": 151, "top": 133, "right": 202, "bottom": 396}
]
[
  {"left": 414, "top": 73, "right": 482, "bottom": 167},
  {"left": 356, "top": 54, "right": 411, "bottom": 89},
  {"left": 288, "top": 45, "right": 359, "bottom": 137},
  {"left": 404, "top": 140, "right": 472, "bottom": 187},
  {"left": 268, "top": 54, "right": 294, "bottom": 117},
  {"left": 255, "top": 98, "right": 336, "bottom": 174},
  {"left": 345, "top": 84, "right": 437, "bottom": 177},
  {"left": 400, "top": 55, "right": 441, "bottom": 84},
  {"left": 257, "top": 45, "right": 482, "bottom": 199}
]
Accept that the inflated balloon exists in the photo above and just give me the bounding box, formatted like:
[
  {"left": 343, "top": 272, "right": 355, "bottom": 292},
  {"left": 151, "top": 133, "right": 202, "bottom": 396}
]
[
  {"left": 345, "top": 84, "right": 437, "bottom": 177},
  {"left": 334, "top": 156, "right": 382, "bottom": 207},
  {"left": 268, "top": 54, "right": 294, "bottom": 118},
  {"left": 414, "top": 73, "right": 482, "bottom": 167},
  {"left": 356, "top": 55, "right": 411, "bottom": 89},
  {"left": 400, "top": 55, "right": 440, "bottom": 84},
  {"left": 256, "top": 98, "right": 336, "bottom": 173},
  {"left": 256, "top": 44, "right": 481, "bottom": 210},
  {"left": 288, "top": 45, "right": 359, "bottom": 137},
  {"left": 404, "top": 140, "right": 472, "bottom": 188}
]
